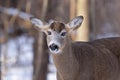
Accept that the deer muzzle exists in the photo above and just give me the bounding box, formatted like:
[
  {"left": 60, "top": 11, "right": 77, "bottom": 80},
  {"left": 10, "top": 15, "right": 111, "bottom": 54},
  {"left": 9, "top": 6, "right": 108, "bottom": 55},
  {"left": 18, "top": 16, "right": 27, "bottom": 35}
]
[{"left": 49, "top": 43, "right": 59, "bottom": 52}]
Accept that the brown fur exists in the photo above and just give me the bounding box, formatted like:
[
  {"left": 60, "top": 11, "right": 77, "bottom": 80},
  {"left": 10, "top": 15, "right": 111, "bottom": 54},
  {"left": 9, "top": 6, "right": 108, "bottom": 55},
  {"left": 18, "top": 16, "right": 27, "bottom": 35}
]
[
  {"left": 50, "top": 22, "right": 65, "bottom": 33},
  {"left": 52, "top": 37, "right": 120, "bottom": 80}
]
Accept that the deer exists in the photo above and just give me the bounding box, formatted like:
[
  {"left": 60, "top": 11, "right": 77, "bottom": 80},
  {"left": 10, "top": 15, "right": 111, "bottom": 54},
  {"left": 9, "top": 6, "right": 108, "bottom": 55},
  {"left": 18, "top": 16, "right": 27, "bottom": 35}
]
[{"left": 30, "top": 16, "right": 120, "bottom": 80}]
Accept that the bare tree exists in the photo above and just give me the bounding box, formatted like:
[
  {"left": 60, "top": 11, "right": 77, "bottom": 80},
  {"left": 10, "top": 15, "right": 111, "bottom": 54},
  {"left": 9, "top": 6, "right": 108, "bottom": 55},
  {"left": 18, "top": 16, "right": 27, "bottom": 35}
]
[{"left": 76, "top": 0, "right": 90, "bottom": 41}]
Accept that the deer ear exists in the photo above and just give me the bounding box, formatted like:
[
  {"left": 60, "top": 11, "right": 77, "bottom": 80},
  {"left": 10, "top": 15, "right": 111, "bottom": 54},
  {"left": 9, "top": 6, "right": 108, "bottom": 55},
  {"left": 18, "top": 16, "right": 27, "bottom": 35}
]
[
  {"left": 67, "top": 16, "right": 83, "bottom": 31},
  {"left": 30, "top": 17, "right": 44, "bottom": 29}
]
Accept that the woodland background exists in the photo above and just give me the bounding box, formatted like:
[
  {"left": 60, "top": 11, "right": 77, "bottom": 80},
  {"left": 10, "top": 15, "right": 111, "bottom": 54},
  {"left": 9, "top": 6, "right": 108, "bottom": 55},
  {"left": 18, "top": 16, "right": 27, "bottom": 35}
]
[{"left": 0, "top": 0, "right": 120, "bottom": 80}]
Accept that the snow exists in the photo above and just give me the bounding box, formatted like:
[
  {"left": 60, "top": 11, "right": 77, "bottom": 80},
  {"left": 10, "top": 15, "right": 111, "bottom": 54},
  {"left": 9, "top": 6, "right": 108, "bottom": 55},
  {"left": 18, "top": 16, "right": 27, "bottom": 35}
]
[
  {"left": 1, "top": 34, "right": 56, "bottom": 80},
  {"left": 3, "top": 66, "right": 33, "bottom": 80},
  {"left": 96, "top": 33, "right": 120, "bottom": 39}
]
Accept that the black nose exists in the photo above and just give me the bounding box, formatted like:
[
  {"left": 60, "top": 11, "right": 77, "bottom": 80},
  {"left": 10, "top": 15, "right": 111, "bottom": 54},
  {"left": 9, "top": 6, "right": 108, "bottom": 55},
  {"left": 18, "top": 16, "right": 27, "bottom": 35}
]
[{"left": 49, "top": 43, "right": 59, "bottom": 51}]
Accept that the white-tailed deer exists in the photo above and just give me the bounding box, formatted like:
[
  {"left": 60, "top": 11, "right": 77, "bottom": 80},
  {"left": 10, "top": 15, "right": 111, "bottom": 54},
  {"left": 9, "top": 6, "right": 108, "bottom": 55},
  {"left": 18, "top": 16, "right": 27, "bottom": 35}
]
[{"left": 30, "top": 16, "right": 120, "bottom": 80}]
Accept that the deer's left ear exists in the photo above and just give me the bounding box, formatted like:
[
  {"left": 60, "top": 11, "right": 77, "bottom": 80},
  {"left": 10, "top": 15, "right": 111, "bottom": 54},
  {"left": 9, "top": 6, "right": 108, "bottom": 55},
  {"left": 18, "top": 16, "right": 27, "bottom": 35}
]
[{"left": 66, "top": 16, "right": 83, "bottom": 32}]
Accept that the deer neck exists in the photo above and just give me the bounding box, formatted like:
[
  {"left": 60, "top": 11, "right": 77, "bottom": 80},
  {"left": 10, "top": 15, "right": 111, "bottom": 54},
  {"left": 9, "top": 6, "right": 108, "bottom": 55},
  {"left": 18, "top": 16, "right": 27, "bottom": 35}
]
[{"left": 51, "top": 36, "right": 78, "bottom": 79}]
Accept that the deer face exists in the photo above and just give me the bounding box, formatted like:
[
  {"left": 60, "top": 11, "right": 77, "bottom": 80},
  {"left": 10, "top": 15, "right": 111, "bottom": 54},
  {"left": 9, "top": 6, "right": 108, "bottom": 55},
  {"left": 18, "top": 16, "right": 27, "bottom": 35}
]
[
  {"left": 30, "top": 16, "right": 83, "bottom": 54},
  {"left": 45, "top": 22, "right": 67, "bottom": 53}
]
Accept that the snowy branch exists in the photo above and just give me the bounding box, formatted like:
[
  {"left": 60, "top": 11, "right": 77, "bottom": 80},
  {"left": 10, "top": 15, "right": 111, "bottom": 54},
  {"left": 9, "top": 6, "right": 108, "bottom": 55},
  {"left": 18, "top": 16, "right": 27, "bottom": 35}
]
[{"left": 0, "top": 6, "right": 33, "bottom": 20}]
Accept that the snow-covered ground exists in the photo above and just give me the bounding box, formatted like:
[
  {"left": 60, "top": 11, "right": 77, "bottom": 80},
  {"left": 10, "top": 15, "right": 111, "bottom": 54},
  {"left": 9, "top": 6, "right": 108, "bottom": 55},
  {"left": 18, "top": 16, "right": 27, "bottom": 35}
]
[{"left": 1, "top": 34, "right": 56, "bottom": 80}]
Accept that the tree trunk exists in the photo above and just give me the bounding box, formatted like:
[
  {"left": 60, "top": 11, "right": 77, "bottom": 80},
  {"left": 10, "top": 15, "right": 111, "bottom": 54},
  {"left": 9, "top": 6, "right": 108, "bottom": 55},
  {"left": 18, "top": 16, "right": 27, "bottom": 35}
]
[
  {"left": 33, "top": 32, "right": 49, "bottom": 80},
  {"left": 75, "top": 0, "right": 90, "bottom": 41},
  {"left": 32, "top": 0, "right": 49, "bottom": 80},
  {"left": 89, "top": 0, "right": 120, "bottom": 39}
]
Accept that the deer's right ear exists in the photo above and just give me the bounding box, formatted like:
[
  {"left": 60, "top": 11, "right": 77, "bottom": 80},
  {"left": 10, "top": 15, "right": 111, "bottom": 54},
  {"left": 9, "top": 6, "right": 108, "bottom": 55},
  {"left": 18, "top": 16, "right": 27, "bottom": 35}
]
[{"left": 30, "top": 17, "right": 43, "bottom": 29}]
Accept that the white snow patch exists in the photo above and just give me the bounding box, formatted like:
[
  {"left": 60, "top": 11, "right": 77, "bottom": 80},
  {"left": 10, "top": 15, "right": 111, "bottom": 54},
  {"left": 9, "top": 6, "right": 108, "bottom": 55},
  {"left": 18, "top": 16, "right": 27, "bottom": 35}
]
[{"left": 1, "top": 35, "right": 56, "bottom": 80}]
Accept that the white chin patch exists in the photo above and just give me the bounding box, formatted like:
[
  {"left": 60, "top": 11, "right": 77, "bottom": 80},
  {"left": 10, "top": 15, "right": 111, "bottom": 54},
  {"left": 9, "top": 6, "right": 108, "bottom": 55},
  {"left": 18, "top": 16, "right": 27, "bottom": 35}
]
[{"left": 49, "top": 48, "right": 61, "bottom": 54}]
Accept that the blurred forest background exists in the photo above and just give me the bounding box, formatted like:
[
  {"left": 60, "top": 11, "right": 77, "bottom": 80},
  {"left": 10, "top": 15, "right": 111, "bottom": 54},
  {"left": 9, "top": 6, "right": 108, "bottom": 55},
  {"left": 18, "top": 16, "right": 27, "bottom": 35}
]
[{"left": 0, "top": 0, "right": 120, "bottom": 80}]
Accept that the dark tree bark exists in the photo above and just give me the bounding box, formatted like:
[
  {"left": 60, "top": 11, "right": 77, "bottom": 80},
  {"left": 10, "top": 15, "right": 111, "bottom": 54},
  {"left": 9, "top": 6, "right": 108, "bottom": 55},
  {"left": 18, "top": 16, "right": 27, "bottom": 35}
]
[{"left": 33, "top": 32, "right": 49, "bottom": 80}]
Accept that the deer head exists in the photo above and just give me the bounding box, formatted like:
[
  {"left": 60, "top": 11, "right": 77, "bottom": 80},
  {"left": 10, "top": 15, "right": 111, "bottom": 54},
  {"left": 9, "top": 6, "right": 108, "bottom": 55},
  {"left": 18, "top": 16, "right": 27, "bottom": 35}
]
[{"left": 30, "top": 16, "right": 83, "bottom": 54}]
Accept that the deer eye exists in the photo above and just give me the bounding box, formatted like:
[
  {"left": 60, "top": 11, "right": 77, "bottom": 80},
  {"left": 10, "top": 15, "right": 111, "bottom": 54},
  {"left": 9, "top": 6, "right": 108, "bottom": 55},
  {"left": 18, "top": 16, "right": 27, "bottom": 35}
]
[
  {"left": 61, "top": 32, "right": 66, "bottom": 37},
  {"left": 47, "top": 31, "right": 52, "bottom": 35}
]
